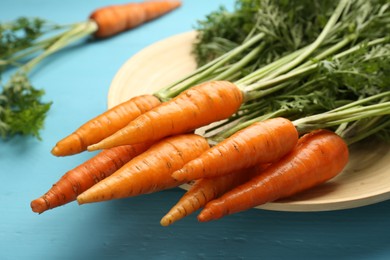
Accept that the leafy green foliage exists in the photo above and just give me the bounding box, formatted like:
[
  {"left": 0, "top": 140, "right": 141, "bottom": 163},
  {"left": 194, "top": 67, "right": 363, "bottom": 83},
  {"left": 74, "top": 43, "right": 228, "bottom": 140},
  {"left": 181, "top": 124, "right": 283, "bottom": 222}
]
[
  {"left": 0, "top": 73, "right": 51, "bottom": 139},
  {"left": 0, "top": 18, "right": 54, "bottom": 139},
  {"left": 0, "top": 17, "right": 46, "bottom": 55},
  {"left": 317, "top": 45, "right": 390, "bottom": 97},
  {"left": 0, "top": 17, "right": 50, "bottom": 71},
  {"left": 202, "top": 0, "right": 390, "bottom": 143},
  {"left": 0, "top": 17, "right": 96, "bottom": 140},
  {"left": 192, "top": 0, "right": 337, "bottom": 67},
  {"left": 262, "top": 43, "right": 390, "bottom": 124}
]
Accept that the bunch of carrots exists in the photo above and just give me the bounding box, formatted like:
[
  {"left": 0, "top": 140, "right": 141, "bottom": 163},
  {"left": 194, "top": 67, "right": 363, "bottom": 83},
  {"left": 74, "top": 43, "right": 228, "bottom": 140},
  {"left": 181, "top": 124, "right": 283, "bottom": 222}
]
[{"left": 31, "top": 0, "right": 390, "bottom": 225}]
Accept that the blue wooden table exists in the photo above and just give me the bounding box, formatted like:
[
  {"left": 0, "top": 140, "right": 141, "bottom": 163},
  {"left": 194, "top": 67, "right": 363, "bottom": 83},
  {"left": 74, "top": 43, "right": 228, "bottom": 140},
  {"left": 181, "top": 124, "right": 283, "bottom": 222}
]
[{"left": 1, "top": 1, "right": 390, "bottom": 259}]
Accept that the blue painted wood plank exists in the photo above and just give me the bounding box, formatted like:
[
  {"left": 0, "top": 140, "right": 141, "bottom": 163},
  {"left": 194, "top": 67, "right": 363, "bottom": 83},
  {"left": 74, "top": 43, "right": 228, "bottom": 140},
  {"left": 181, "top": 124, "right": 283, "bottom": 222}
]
[{"left": 1, "top": 1, "right": 390, "bottom": 259}]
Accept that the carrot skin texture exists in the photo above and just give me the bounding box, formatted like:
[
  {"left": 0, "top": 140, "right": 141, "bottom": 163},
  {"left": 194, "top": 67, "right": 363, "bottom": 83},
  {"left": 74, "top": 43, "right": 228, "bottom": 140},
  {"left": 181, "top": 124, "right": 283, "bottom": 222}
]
[
  {"left": 77, "top": 134, "right": 210, "bottom": 204},
  {"left": 90, "top": 0, "right": 182, "bottom": 38},
  {"left": 51, "top": 94, "right": 161, "bottom": 156},
  {"left": 198, "top": 129, "right": 349, "bottom": 222},
  {"left": 31, "top": 143, "right": 151, "bottom": 213},
  {"left": 171, "top": 117, "right": 299, "bottom": 182},
  {"left": 88, "top": 80, "right": 244, "bottom": 151},
  {"left": 160, "top": 166, "right": 267, "bottom": 226}
]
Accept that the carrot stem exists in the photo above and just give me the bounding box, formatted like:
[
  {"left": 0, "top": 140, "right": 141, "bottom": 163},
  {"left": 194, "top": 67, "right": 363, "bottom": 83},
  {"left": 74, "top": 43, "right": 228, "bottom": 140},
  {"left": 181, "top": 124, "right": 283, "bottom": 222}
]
[
  {"left": 209, "top": 93, "right": 390, "bottom": 142},
  {"left": 246, "top": 0, "right": 349, "bottom": 85},
  {"left": 212, "top": 43, "right": 265, "bottom": 81},
  {"left": 338, "top": 117, "right": 390, "bottom": 145},
  {"left": 155, "top": 32, "right": 266, "bottom": 101},
  {"left": 234, "top": 46, "right": 308, "bottom": 86},
  {"left": 242, "top": 34, "right": 358, "bottom": 96},
  {"left": 21, "top": 21, "right": 98, "bottom": 74}
]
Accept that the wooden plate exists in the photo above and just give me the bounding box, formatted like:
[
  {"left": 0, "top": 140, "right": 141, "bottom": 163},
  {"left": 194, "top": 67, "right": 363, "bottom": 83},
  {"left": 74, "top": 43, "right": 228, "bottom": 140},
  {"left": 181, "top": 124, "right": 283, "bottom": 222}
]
[{"left": 108, "top": 31, "right": 390, "bottom": 212}]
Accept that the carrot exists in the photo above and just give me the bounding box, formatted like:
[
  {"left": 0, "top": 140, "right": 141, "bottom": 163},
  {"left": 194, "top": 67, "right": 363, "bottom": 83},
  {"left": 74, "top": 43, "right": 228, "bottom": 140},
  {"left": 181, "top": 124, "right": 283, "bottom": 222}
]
[
  {"left": 87, "top": 80, "right": 244, "bottom": 151},
  {"left": 48, "top": 0, "right": 181, "bottom": 156},
  {"left": 31, "top": 142, "right": 152, "bottom": 213},
  {"left": 160, "top": 165, "right": 269, "bottom": 226},
  {"left": 51, "top": 94, "right": 161, "bottom": 156},
  {"left": 90, "top": 0, "right": 182, "bottom": 38},
  {"left": 198, "top": 129, "right": 349, "bottom": 222},
  {"left": 171, "top": 117, "right": 298, "bottom": 182},
  {"left": 77, "top": 134, "right": 210, "bottom": 204}
]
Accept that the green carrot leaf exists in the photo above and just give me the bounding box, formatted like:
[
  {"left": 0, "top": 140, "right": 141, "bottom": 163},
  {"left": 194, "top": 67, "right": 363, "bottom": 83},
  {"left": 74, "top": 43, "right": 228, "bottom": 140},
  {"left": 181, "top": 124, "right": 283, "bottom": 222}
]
[{"left": 0, "top": 72, "right": 51, "bottom": 139}]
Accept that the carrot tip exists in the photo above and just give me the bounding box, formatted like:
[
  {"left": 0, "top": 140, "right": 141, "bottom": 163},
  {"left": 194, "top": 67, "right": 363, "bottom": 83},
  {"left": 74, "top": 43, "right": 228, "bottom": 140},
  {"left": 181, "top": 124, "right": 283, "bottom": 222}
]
[
  {"left": 77, "top": 192, "right": 95, "bottom": 205},
  {"left": 76, "top": 196, "right": 85, "bottom": 205},
  {"left": 160, "top": 217, "right": 171, "bottom": 227},
  {"left": 50, "top": 146, "right": 61, "bottom": 156},
  {"left": 197, "top": 208, "right": 214, "bottom": 222},
  {"left": 170, "top": 170, "right": 186, "bottom": 182},
  {"left": 30, "top": 198, "right": 48, "bottom": 214},
  {"left": 86, "top": 144, "right": 99, "bottom": 152}
]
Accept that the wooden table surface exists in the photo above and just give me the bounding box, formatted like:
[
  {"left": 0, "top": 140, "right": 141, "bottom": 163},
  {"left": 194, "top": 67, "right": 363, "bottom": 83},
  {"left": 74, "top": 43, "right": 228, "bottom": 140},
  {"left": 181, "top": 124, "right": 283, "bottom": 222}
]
[{"left": 1, "top": 1, "right": 390, "bottom": 259}]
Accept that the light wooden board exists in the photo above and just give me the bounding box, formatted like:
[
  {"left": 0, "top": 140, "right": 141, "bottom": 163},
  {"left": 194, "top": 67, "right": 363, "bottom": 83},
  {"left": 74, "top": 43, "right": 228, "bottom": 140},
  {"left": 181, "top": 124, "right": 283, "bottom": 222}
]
[{"left": 108, "top": 31, "right": 390, "bottom": 212}]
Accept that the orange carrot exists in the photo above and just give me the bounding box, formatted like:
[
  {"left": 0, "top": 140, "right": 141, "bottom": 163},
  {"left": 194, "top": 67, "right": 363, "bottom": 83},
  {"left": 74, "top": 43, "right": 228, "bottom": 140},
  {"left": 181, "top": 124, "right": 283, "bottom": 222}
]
[
  {"left": 171, "top": 117, "right": 298, "bottom": 182},
  {"left": 51, "top": 94, "right": 161, "bottom": 156},
  {"left": 50, "top": 0, "right": 182, "bottom": 156},
  {"left": 77, "top": 134, "right": 210, "bottom": 204},
  {"left": 160, "top": 165, "right": 269, "bottom": 226},
  {"left": 198, "top": 129, "right": 349, "bottom": 222},
  {"left": 87, "top": 80, "right": 244, "bottom": 151},
  {"left": 90, "top": 0, "right": 182, "bottom": 38},
  {"left": 31, "top": 142, "right": 151, "bottom": 213}
]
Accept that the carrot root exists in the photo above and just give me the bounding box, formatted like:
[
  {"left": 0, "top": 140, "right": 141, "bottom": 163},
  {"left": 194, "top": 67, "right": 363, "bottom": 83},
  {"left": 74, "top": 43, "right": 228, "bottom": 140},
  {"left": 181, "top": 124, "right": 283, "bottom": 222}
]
[
  {"left": 51, "top": 94, "right": 160, "bottom": 156},
  {"left": 90, "top": 0, "right": 182, "bottom": 38},
  {"left": 77, "top": 134, "right": 210, "bottom": 204},
  {"left": 31, "top": 143, "right": 151, "bottom": 213},
  {"left": 87, "top": 80, "right": 244, "bottom": 151},
  {"left": 171, "top": 117, "right": 299, "bottom": 182},
  {"left": 160, "top": 165, "right": 267, "bottom": 226},
  {"left": 197, "top": 129, "right": 349, "bottom": 222}
]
